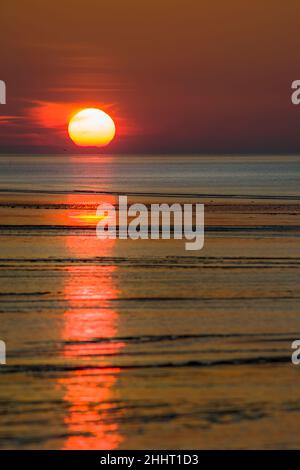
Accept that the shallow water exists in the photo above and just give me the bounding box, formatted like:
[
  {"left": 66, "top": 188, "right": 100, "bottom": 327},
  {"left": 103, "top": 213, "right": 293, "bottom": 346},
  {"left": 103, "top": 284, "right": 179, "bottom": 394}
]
[{"left": 0, "top": 155, "right": 300, "bottom": 449}]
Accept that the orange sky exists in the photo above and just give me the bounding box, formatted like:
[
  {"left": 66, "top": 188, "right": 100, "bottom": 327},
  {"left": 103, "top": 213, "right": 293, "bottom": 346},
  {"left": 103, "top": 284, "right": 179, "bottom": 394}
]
[{"left": 1, "top": 0, "right": 300, "bottom": 153}]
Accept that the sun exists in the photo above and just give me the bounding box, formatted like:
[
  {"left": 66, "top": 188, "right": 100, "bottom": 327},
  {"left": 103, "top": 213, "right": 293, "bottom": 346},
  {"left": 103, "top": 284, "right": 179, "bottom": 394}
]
[{"left": 68, "top": 108, "right": 116, "bottom": 147}]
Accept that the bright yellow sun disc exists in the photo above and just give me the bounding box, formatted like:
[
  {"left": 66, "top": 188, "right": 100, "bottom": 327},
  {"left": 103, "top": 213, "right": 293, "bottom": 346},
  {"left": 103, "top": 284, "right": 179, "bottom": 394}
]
[{"left": 68, "top": 108, "right": 116, "bottom": 147}]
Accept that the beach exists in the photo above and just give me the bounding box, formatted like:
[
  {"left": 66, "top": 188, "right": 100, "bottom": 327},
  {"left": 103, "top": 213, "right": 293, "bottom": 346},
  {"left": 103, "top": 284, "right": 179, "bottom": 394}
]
[{"left": 0, "top": 154, "right": 300, "bottom": 449}]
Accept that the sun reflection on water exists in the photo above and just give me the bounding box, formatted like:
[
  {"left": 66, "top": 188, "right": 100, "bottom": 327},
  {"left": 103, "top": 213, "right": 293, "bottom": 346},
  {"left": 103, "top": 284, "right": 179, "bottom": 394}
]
[{"left": 58, "top": 200, "right": 124, "bottom": 450}]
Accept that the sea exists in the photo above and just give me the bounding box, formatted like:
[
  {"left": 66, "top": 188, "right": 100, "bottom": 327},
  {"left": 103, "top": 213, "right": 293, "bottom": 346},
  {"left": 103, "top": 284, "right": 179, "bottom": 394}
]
[{"left": 0, "top": 154, "right": 300, "bottom": 449}]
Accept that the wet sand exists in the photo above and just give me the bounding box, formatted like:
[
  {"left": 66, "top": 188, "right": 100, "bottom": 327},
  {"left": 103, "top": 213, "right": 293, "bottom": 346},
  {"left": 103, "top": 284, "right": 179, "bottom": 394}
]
[{"left": 0, "top": 155, "right": 300, "bottom": 449}]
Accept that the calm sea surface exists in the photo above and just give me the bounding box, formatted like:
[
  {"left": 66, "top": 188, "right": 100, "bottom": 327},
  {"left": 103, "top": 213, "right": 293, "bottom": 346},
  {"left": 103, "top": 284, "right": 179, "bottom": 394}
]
[{"left": 0, "top": 155, "right": 300, "bottom": 449}]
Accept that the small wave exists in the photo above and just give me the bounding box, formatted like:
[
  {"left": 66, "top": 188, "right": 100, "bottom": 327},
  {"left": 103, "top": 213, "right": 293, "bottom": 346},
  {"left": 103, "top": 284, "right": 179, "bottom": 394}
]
[
  {"left": 0, "top": 187, "right": 300, "bottom": 200},
  {"left": 62, "top": 332, "right": 300, "bottom": 345},
  {"left": 0, "top": 225, "right": 300, "bottom": 237},
  {"left": 0, "top": 355, "right": 291, "bottom": 375}
]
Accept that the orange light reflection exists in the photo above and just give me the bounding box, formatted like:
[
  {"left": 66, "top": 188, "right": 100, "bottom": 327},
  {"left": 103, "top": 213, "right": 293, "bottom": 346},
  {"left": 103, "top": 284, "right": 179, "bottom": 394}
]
[{"left": 59, "top": 198, "right": 124, "bottom": 450}]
